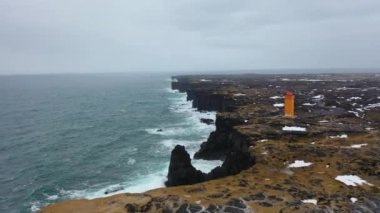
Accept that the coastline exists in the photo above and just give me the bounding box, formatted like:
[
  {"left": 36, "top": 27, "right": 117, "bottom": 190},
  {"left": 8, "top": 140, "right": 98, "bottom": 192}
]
[{"left": 42, "top": 73, "right": 380, "bottom": 212}]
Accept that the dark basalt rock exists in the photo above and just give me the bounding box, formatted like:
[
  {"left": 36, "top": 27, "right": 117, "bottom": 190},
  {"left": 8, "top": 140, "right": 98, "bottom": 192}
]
[
  {"left": 200, "top": 118, "right": 214, "bottom": 125},
  {"left": 175, "top": 204, "right": 188, "bottom": 213},
  {"left": 165, "top": 145, "right": 205, "bottom": 187},
  {"left": 224, "top": 206, "right": 245, "bottom": 213},
  {"left": 206, "top": 204, "right": 220, "bottom": 212},
  {"left": 226, "top": 198, "right": 246, "bottom": 209},
  {"left": 104, "top": 185, "right": 124, "bottom": 194},
  {"left": 249, "top": 193, "right": 266, "bottom": 201},
  {"left": 194, "top": 114, "right": 245, "bottom": 160},
  {"left": 166, "top": 141, "right": 255, "bottom": 186},
  {"left": 125, "top": 203, "right": 137, "bottom": 212},
  {"left": 258, "top": 202, "right": 273, "bottom": 207}
]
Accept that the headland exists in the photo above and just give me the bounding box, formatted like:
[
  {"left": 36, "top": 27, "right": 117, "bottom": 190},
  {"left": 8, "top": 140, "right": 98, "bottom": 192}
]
[{"left": 42, "top": 73, "right": 380, "bottom": 212}]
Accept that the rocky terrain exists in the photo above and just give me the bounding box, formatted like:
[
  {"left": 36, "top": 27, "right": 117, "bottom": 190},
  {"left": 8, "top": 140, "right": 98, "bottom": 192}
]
[{"left": 42, "top": 73, "right": 380, "bottom": 212}]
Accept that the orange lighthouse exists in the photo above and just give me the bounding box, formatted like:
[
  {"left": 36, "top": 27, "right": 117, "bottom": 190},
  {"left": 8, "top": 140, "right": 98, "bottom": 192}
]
[{"left": 284, "top": 91, "right": 295, "bottom": 118}]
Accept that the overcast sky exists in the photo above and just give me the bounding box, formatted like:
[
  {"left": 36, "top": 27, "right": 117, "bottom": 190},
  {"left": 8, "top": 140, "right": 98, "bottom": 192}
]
[{"left": 1, "top": 0, "right": 380, "bottom": 74}]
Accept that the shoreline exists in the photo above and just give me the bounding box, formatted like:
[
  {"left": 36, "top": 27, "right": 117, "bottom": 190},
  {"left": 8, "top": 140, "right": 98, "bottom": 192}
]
[{"left": 42, "top": 73, "right": 380, "bottom": 212}]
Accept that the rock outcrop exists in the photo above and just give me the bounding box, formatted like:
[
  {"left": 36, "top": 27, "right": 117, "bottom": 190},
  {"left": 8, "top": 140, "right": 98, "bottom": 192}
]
[
  {"left": 165, "top": 145, "right": 205, "bottom": 186},
  {"left": 165, "top": 137, "right": 255, "bottom": 187},
  {"left": 194, "top": 114, "right": 244, "bottom": 160}
]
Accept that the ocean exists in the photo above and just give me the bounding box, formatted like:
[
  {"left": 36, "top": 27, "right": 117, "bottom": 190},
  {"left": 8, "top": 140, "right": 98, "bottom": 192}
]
[{"left": 0, "top": 73, "right": 222, "bottom": 212}]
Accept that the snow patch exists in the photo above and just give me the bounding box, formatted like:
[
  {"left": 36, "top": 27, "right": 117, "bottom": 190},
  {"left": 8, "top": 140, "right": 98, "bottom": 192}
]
[
  {"left": 312, "top": 95, "right": 324, "bottom": 100},
  {"left": 330, "top": 134, "right": 348, "bottom": 139},
  {"left": 335, "top": 175, "right": 373, "bottom": 186},
  {"left": 337, "top": 87, "right": 358, "bottom": 91},
  {"left": 270, "top": 96, "right": 283, "bottom": 99},
  {"left": 273, "top": 103, "right": 284, "bottom": 107},
  {"left": 233, "top": 93, "right": 246, "bottom": 97},
  {"left": 298, "top": 79, "right": 323, "bottom": 82},
  {"left": 303, "top": 103, "right": 316, "bottom": 106},
  {"left": 350, "top": 144, "right": 367, "bottom": 148},
  {"left": 282, "top": 126, "right": 306, "bottom": 132},
  {"left": 350, "top": 197, "right": 358, "bottom": 203},
  {"left": 348, "top": 111, "right": 360, "bottom": 118},
  {"left": 364, "top": 103, "right": 380, "bottom": 110},
  {"left": 200, "top": 79, "right": 211, "bottom": 82},
  {"left": 302, "top": 199, "right": 318, "bottom": 205},
  {"left": 347, "top": 97, "right": 362, "bottom": 101},
  {"left": 288, "top": 160, "right": 313, "bottom": 168}
]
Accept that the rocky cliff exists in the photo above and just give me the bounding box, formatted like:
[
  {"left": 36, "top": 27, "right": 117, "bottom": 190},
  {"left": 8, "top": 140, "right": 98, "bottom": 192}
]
[{"left": 166, "top": 77, "right": 255, "bottom": 187}]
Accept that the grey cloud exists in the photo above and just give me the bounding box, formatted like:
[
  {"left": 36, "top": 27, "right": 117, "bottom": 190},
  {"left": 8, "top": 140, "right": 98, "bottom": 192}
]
[{"left": 0, "top": 0, "right": 379, "bottom": 74}]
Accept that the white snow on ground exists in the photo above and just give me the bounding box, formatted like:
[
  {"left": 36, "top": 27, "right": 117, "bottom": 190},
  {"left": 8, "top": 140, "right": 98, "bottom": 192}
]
[
  {"left": 258, "top": 139, "right": 269, "bottom": 143},
  {"left": 330, "top": 134, "right": 348, "bottom": 139},
  {"left": 288, "top": 160, "right": 313, "bottom": 168},
  {"left": 348, "top": 110, "right": 360, "bottom": 118},
  {"left": 270, "top": 96, "right": 283, "bottom": 99},
  {"left": 282, "top": 126, "right": 307, "bottom": 132},
  {"left": 312, "top": 95, "right": 324, "bottom": 99},
  {"left": 350, "top": 144, "right": 367, "bottom": 148},
  {"left": 303, "top": 103, "right": 316, "bottom": 106},
  {"left": 298, "top": 79, "right": 323, "bottom": 82},
  {"left": 273, "top": 103, "right": 284, "bottom": 107},
  {"left": 233, "top": 93, "right": 246, "bottom": 97},
  {"left": 364, "top": 103, "right": 380, "bottom": 110},
  {"left": 337, "top": 87, "right": 358, "bottom": 91},
  {"left": 200, "top": 79, "right": 211, "bottom": 82},
  {"left": 319, "top": 120, "right": 329, "bottom": 123},
  {"left": 350, "top": 198, "right": 358, "bottom": 203},
  {"left": 335, "top": 175, "right": 373, "bottom": 186},
  {"left": 356, "top": 108, "right": 364, "bottom": 112},
  {"left": 301, "top": 199, "right": 318, "bottom": 205},
  {"left": 347, "top": 97, "right": 362, "bottom": 101}
]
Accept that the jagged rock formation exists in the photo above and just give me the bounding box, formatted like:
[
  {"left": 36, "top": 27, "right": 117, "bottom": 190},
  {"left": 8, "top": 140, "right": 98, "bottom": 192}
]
[
  {"left": 194, "top": 114, "right": 245, "bottom": 160},
  {"left": 165, "top": 145, "right": 205, "bottom": 186}
]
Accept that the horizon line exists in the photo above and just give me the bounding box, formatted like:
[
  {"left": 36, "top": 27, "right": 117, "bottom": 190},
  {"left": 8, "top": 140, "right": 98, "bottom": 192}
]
[{"left": 0, "top": 67, "right": 379, "bottom": 76}]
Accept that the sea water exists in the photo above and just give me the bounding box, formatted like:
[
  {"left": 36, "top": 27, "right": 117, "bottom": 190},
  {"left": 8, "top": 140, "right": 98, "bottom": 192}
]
[{"left": 0, "top": 73, "right": 222, "bottom": 212}]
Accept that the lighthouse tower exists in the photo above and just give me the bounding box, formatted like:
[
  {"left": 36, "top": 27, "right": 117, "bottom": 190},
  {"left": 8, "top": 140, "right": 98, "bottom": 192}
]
[{"left": 284, "top": 91, "right": 295, "bottom": 118}]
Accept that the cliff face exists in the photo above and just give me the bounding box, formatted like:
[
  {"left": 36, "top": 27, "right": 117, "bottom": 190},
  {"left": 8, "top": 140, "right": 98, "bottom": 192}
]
[
  {"left": 172, "top": 78, "right": 235, "bottom": 112},
  {"left": 194, "top": 114, "right": 245, "bottom": 160},
  {"left": 166, "top": 78, "right": 255, "bottom": 187}
]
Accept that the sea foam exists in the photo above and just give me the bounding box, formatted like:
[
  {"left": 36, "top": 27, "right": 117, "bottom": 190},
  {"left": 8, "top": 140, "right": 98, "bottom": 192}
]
[{"left": 52, "top": 87, "right": 221, "bottom": 203}]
